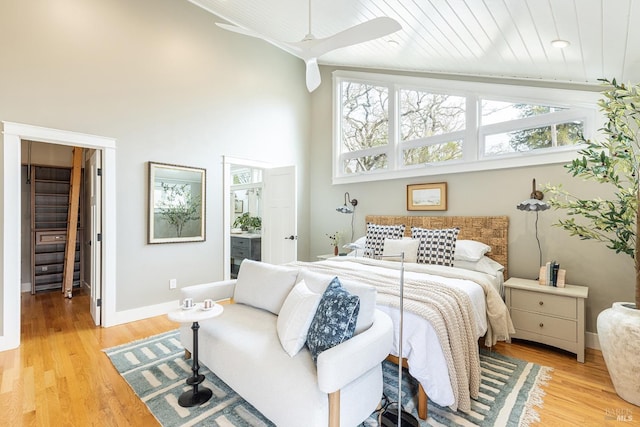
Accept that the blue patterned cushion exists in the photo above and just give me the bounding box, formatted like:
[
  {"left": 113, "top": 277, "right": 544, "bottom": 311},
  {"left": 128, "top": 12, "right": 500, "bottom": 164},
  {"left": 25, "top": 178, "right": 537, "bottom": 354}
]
[
  {"left": 364, "top": 223, "right": 405, "bottom": 257},
  {"left": 306, "top": 277, "right": 360, "bottom": 363},
  {"left": 411, "top": 227, "right": 460, "bottom": 267}
]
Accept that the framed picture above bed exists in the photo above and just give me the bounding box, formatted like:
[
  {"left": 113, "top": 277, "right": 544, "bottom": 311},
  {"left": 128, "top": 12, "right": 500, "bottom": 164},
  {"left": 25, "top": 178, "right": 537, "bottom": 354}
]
[{"left": 407, "top": 182, "right": 447, "bottom": 211}]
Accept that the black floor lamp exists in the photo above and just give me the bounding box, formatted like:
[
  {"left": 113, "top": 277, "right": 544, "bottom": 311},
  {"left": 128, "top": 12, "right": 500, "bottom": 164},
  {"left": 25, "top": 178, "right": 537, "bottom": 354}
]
[
  {"left": 516, "top": 178, "right": 549, "bottom": 272},
  {"left": 378, "top": 252, "right": 419, "bottom": 427}
]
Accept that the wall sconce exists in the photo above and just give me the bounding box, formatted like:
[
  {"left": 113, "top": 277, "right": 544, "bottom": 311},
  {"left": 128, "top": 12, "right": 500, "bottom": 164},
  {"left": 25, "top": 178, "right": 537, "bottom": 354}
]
[
  {"left": 336, "top": 192, "right": 358, "bottom": 244},
  {"left": 336, "top": 192, "right": 358, "bottom": 214},
  {"left": 516, "top": 178, "right": 549, "bottom": 272}
]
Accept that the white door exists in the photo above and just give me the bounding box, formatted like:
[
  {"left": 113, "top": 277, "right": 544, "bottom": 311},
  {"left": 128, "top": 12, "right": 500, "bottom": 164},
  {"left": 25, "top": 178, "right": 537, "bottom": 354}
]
[
  {"left": 262, "top": 166, "right": 297, "bottom": 264},
  {"left": 88, "top": 150, "right": 102, "bottom": 325}
]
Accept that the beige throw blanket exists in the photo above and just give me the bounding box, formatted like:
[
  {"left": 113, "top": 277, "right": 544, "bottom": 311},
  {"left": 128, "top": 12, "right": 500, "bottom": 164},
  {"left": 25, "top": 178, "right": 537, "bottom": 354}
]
[{"left": 291, "top": 258, "right": 515, "bottom": 412}]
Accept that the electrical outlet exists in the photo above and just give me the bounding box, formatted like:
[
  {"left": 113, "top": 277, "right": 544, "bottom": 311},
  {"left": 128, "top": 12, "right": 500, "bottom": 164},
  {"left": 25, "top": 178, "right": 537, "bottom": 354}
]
[{"left": 169, "top": 279, "right": 177, "bottom": 289}]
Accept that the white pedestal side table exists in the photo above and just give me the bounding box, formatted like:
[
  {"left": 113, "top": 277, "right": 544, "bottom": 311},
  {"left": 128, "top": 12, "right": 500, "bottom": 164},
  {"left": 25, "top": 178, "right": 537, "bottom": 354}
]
[{"left": 168, "top": 303, "right": 223, "bottom": 407}]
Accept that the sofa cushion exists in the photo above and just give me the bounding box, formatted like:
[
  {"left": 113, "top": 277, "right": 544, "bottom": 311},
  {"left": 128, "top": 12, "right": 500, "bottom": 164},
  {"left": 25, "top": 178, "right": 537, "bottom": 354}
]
[
  {"left": 234, "top": 259, "right": 299, "bottom": 315},
  {"left": 277, "top": 279, "right": 322, "bottom": 357},
  {"left": 299, "top": 270, "right": 375, "bottom": 334},
  {"left": 306, "top": 277, "right": 360, "bottom": 363}
]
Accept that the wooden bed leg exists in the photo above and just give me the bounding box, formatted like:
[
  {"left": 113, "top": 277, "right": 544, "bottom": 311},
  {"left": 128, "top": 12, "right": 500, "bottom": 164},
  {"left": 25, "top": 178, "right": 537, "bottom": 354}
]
[
  {"left": 184, "top": 349, "right": 191, "bottom": 360},
  {"left": 385, "top": 354, "right": 428, "bottom": 419},
  {"left": 417, "top": 383, "right": 428, "bottom": 420},
  {"left": 328, "top": 390, "right": 340, "bottom": 427}
]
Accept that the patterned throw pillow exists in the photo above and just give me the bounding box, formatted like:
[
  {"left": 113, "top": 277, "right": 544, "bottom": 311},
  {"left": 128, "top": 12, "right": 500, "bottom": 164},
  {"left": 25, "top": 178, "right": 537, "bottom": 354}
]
[
  {"left": 364, "top": 223, "right": 406, "bottom": 257},
  {"left": 306, "top": 277, "right": 360, "bottom": 363},
  {"left": 411, "top": 227, "right": 460, "bottom": 267}
]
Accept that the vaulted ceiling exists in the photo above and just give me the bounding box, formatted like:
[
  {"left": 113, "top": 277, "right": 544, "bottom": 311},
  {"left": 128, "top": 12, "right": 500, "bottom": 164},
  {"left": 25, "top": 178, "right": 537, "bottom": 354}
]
[{"left": 188, "top": 0, "right": 639, "bottom": 86}]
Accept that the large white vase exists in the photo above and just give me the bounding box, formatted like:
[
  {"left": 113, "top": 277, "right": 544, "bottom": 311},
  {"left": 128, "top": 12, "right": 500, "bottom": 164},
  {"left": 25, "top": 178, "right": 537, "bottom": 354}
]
[{"left": 597, "top": 302, "right": 640, "bottom": 406}]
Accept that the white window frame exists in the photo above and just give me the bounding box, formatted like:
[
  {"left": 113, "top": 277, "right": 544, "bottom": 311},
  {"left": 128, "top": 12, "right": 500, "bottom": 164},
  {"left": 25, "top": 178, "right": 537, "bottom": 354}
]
[{"left": 332, "top": 70, "right": 601, "bottom": 185}]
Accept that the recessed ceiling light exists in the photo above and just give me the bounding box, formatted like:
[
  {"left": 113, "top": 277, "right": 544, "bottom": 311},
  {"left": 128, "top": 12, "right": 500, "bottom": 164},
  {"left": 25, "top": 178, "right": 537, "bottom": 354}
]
[
  {"left": 551, "top": 39, "right": 570, "bottom": 49},
  {"left": 387, "top": 39, "right": 400, "bottom": 47}
]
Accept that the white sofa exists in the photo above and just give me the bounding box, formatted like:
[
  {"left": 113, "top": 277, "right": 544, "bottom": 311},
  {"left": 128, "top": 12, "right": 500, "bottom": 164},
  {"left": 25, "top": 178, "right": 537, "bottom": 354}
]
[{"left": 179, "top": 259, "right": 393, "bottom": 427}]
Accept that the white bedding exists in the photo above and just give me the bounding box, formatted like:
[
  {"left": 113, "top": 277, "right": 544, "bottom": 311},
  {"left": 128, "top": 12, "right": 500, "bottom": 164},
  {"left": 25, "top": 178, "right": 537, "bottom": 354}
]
[{"left": 305, "top": 257, "right": 508, "bottom": 409}]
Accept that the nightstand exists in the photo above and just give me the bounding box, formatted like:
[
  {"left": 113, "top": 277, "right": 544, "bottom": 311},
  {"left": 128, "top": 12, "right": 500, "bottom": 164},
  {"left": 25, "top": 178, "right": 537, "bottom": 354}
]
[{"left": 504, "top": 277, "right": 589, "bottom": 362}]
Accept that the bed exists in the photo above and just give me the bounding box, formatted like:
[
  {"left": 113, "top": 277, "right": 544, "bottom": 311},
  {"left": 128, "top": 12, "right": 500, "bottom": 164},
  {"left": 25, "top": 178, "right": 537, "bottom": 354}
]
[{"left": 294, "top": 215, "right": 514, "bottom": 418}]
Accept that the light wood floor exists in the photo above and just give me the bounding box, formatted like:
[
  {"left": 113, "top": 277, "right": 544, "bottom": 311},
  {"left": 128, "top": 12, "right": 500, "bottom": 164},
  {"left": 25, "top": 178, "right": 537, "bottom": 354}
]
[{"left": 0, "top": 290, "right": 637, "bottom": 427}]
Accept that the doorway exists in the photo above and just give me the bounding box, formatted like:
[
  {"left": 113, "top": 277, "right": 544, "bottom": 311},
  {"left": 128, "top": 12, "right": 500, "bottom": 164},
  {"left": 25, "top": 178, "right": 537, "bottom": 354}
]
[
  {"left": 1, "top": 122, "right": 116, "bottom": 351},
  {"left": 222, "top": 156, "right": 298, "bottom": 280}
]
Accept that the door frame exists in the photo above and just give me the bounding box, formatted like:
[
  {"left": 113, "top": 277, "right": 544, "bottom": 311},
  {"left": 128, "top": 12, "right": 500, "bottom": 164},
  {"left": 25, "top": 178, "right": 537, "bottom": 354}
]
[
  {"left": 1, "top": 122, "right": 117, "bottom": 351},
  {"left": 222, "top": 156, "right": 272, "bottom": 280}
]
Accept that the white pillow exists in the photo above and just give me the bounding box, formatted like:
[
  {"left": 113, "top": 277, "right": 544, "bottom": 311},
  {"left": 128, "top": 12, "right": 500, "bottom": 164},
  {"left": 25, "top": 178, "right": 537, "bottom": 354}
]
[
  {"left": 453, "top": 256, "right": 504, "bottom": 276},
  {"left": 382, "top": 238, "right": 419, "bottom": 263},
  {"left": 454, "top": 240, "right": 491, "bottom": 262},
  {"left": 298, "top": 269, "right": 376, "bottom": 334},
  {"left": 233, "top": 259, "right": 299, "bottom": 315},
  {"left": 277, "top": 280, "right": 322, "bottom": 357}
]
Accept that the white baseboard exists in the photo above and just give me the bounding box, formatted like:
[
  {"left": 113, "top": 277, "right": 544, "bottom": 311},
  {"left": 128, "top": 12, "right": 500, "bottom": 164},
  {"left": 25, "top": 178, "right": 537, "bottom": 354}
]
[
  {"left": 21, "top": 282, "right": 31, "bottom": 293},
  {"left": 104, "top": 299, "right": 181, "bottom": 327},
  {"left": 586, "top": 331, "right": 600, "bottom": 350}
]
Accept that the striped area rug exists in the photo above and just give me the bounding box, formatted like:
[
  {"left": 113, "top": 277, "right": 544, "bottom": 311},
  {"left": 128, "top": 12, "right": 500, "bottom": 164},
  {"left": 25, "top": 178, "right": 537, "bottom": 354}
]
[
  {"left": 367, "top": 350, "right": 552, "bottom": 427},
  {"left": 104, "top": 330, "right": 552, "bottom": 427}
]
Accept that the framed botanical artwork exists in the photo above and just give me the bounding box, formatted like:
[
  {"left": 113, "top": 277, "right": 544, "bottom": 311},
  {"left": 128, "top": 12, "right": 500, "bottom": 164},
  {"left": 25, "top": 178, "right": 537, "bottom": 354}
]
[
  {"left": 148, "top": 162, "right": 206, "bottom": 244},
  {"left": 234, "top": 199, "right": 244, "bottom": 213},
  {"left": 407, "top": 182, "right": 447, "bottom": 211}
]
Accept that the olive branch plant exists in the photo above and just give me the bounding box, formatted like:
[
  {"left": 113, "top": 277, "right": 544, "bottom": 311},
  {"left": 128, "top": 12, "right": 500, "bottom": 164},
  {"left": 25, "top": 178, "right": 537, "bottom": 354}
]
[{"left": 546, "top": 78, "right": 640, "bottom": 309}]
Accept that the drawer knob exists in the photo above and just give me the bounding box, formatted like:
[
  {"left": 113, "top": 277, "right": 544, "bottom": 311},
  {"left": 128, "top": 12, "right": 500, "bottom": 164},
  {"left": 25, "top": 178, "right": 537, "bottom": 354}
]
[
  {"left": 539, "top": 323, "right": 544, "bottom": 328},
  {"left": 538, "top": 301, "right": 544, "bottom": 306}
]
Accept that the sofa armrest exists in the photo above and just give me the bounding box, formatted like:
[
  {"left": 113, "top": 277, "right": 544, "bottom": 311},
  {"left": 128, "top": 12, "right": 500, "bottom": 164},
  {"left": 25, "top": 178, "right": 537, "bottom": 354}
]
[
  {"left": 180, "top": 280, "right": 237, "bottom": 302},
  {"left": 316, "top": 310, "right": 393, "bottom": 393}
]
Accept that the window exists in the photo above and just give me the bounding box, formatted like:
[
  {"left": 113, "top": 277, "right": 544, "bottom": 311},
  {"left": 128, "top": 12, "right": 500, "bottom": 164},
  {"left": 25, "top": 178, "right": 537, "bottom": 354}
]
[
  {"left": 480, "top": 100, "right": 585, "bottom": 157},
  {"left": 333, "top": 71, "right": 598, "bottom": 184},
  {"left": 340, "top": 81, "right": 389, "bottom": 174},
  {"left": 400, "top": 89, "right": 465, "bottom": 166}
]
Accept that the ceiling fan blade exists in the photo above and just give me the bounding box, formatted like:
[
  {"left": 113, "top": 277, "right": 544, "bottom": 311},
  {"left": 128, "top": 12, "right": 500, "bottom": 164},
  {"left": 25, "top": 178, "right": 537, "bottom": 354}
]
[
  {"left": 216, "top": 22, "right": 303, "bottom": 54},
  {"left": 216, "top": 23, "right": 267, "bottom": 40},
  {"left": 302, "top": 17, "right": 402, "bottom": 58},
  {"left": 305, "top": 58, "right": 321, "bottom": 92}
]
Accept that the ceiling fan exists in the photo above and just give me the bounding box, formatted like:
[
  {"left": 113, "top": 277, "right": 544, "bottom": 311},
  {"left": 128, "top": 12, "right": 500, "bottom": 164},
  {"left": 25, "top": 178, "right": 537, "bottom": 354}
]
[{"left": 216, "top": 1, "right": 401, "bottom": 92}]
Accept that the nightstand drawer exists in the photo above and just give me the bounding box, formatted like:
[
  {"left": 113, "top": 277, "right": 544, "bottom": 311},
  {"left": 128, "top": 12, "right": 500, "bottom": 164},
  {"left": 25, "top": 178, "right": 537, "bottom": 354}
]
[
  {"left": 510, "top": 288, "right": 577, "bottom": 319},
  {"left": 510, "top": 309, "right": 577, "bottom": 342}
]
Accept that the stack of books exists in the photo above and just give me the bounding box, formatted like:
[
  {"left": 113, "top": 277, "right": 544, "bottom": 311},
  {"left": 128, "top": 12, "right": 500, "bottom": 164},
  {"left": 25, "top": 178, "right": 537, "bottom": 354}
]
[{"left": 538, "top": 261, "right": 566, "bottom": 287}]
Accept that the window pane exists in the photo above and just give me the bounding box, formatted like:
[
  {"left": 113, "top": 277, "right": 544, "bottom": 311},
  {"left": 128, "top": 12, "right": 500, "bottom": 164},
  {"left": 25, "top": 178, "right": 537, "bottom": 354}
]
[
  {"left": 232, "top": 167, "right": 262, "bottom": 184},
  {"left": 404, "top": 141, "right": 463, "bottom": 165},
  {"left": 482, "top": 100, "right": 567, "bottom": 125},
  {"left": 400, "top": 90, "right": 465, "bottom": 141},
  {"left": 484, "top": 121, "right": 583, "bottom": 155},
  {"left": 343, "top": 154, "right": 388, "bottom": 174},
  {"left": 341, "top": 82, "right": 389, "bottom": 152}
]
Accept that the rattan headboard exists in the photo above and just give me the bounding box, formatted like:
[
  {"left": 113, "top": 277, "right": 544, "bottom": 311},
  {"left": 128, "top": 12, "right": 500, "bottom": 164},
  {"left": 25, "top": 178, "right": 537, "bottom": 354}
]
[{"left": 365, "top": 215, "right": 509, "bottom": 279}]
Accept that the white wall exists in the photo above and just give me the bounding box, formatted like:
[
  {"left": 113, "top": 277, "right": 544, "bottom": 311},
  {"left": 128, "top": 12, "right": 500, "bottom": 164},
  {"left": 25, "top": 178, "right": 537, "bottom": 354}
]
[
  {"left": 0, "top": 0, "right": 310, "bottom": 330},
  {"left": 309, "top": 66, "right": 636, "bottom": 334}
]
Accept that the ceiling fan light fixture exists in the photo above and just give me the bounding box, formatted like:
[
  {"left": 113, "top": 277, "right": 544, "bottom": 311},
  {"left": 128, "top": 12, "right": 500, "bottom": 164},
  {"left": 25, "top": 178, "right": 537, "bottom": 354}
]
[{"left": 551, "top": 39, "right": 570, "bottom": 49}]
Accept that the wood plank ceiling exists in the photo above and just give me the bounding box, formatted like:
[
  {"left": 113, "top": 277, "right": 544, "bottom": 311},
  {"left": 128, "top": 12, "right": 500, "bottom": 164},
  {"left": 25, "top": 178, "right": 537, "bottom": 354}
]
[{"left": 188, "top": 0, "right": 640, "bottom": 85}]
